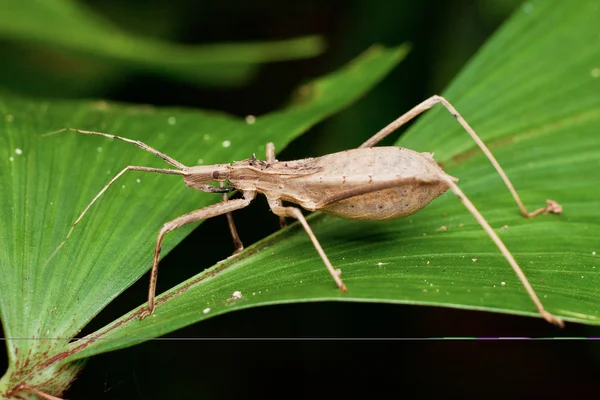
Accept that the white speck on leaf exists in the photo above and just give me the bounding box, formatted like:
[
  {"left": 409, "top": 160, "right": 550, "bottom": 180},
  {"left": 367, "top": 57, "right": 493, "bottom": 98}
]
[
  {"left": 15, "top": 148, "right": 22, "bottom": 155},
  {"left": 136, "top": 178, "right": 141, "bottom": 183},
  {"left": 203, "top": 308, "right": 211, "bottom": 314},
  {"left": 222, "top": 140, "right": 231, "bottom": 148},
  {"left": 203, "top": 134, "right": 210, "bottom": 141},
  {"left": 231, "top": 291, "right": 242, "bottom": 300},
  {"left": 245, "top": 115, "right": 256, "bottom": 124},
  {"left": 197, "top": 159, "right": 204, "bottom": 165},
  {"left": 9, "top": 156, "right": 14, "bottom": 162},
  {"left": 591, "top": 68, "right": 600, "bottom": 78},
  {"left": 168, "top": 116, "right": 176, "bottom": 125},
  {"left": 472, "top": 258, "right": 478, "bottom": 262},
  {"left": 501, "top": 282, "right": 506, "bottom": 286}
]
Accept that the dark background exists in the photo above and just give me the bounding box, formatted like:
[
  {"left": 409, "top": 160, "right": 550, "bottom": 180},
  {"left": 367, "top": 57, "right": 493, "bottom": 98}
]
[{"left": 1, "top": 0, "right": 599, "bottom": 398}]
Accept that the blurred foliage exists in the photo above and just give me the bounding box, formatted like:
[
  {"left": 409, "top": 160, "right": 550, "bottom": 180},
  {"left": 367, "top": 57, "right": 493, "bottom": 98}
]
[{"left": 0, "top": 0, "right": 325, "bottom": 95}]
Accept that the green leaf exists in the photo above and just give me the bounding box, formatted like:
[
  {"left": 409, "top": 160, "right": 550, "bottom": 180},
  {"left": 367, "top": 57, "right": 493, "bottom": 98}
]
[
  {"left": 0, "top": 45, "right": 409, "bottom": 396},
  {"left": 68, "top": 0, "right": 600, "bottom": 359},
  {"left": 0, "top": 0, "right": 325, "bottom": 87}
]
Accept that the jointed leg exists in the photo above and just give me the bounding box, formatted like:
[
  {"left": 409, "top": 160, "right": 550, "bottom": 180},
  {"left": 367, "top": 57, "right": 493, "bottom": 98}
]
[
  {"left": 140, "top": 196, "right": 254, "bottom": 319},
  {"left": 266, "top": 143, "right": 287, "bottom": 228},
  {"left": 267, "top": 199, "right": 347, "bottom": 292},
  {"left": 360, "top": 95, "right": 562, "bottom": 218},
  {"left": 220, "top": 181, "right": 244, "bottom": 253},
  {"left": 437, "top": 174, "right": 564, "bottom": 327},
  {"left": 310, "top": 174, "right": 563, "bottom": 326}
]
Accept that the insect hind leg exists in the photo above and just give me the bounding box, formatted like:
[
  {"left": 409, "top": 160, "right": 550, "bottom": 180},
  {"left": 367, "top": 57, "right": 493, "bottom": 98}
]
[
  {"left": 438, "top": 173, "right": 564, "bottom": 327},
  {"left": 360, "top": 95, "right": 562, "bottom": 218}
]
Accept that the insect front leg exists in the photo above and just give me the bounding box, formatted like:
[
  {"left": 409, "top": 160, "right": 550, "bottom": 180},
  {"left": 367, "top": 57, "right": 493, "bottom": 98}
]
[
  {"left": 360, "top": 95, "right": 562, "bottom": 218},
  {"left": 267, "top": 198, "right": 347, "bottom": 292},
  {"left": 140, "top": 193, "right": 255, "bottom": 319},
  {"left": 220, "top": 181, "right": 244, "bottom": 253}
]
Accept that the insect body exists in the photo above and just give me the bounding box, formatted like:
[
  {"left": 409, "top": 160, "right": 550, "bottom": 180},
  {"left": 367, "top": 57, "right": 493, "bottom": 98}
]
[
  {"left": 208, "top": 147, "right": 452, "bottom": 220},
  {"left": 47, "top": 95, "right": 564, "bottom": 326},
  {"left": 277, "top": 147, "right": 455, "bottom": 220}
]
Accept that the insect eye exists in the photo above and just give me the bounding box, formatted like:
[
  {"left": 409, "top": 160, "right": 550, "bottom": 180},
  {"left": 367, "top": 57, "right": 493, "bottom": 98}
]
[{"left": 212, "top": 171, "right": 220, "bottom": 179}]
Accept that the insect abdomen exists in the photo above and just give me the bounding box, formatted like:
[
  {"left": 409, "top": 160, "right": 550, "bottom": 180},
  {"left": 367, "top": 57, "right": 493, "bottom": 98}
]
[{"left": 320, "top": 182, "right": 449, "bottom": 220}]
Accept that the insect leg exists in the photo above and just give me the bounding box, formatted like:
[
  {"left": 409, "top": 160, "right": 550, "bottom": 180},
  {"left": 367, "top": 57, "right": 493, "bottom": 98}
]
[
  {"left": 140, "top": 194, "right": 254, "bottom": 319},
  {"left": 360, "top": 95, "right": 561, "bottom": 218},
  {"left": 267, "top": 199, "right": 347, "bottom": 292},
  {"left": 220, "top": 181, "right": 244, "bottom": 253},
  {"left": 312, "top": 176, "right": 563, "bottom": 327},
  {"left": 437, "top": 174, "right": 564, "bottom": 327}
]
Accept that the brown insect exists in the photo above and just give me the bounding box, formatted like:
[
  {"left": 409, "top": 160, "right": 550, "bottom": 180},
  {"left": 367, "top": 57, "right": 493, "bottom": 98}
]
[{"left": 48, "top": 95, "right": 564, "bottom": 326}]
